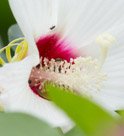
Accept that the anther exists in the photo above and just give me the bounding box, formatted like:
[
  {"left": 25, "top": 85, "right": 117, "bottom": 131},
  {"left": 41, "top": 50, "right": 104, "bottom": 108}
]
[
  {"left": 59, "top": 67, "right": 62, "bottom": 73},
  {"left": 55, "top": 58, "right": 62, "bottom": 62},
  {"left": 36, "top": 64, "right": 40, "bottom": 69},
  {"left": 28, "top": 80, "right": 32, "bottom": 84},
  {"left": 54, "top": 66, "right": 56, "bottom": 72}
]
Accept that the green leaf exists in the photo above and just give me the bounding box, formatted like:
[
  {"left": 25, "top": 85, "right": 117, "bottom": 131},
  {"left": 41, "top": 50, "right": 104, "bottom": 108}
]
[
  {"left": 65, "top": 126, "right": 85, "bottom": 136},
  {"left": 46, "top": 85, "right": 116, "bottom": 136},
  {"left": 116, "top": 110, "right": 124, "bottom": 120},
  {"left": 0, "top": 112, "right": 62, "bottom": 136},
  {"left": 8, "top": 24, "right": 24, "bottom": 42}
]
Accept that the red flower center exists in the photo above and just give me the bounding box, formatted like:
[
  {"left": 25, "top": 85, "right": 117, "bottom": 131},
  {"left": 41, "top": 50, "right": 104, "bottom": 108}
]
[
  {"left": 36, "top": 34, "right": 78, "bottom": 61},
  {"left": 29, "top": 34, "right": 80, "bottom": 99}
]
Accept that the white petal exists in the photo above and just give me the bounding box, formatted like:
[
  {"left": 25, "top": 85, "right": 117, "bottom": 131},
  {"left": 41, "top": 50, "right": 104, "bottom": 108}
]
[
  {"left": 9, "top": 0, "right": 38, "bottom": 57},
  {"left": 9, "top": 0, "right": 58, "bottom": 40},
  {"left": 9, "top": 0, "right": 124, "bottom": 57},
  {"left": 57, "top": 0, "right": 124, "bottom": 47},
  {"left": 0, "top": 56, "right": 73, "bottom": 130},
  {"left": 92, "top": 26, "right": 124, "bottom": 111},
  {"left": 56, "top": 0, "right": 124, "bottom": 58}
]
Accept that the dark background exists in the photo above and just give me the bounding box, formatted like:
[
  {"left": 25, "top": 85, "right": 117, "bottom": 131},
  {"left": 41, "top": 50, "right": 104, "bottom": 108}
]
[{"left": 0, "top": 0, "right": 16, "bottom": 45}]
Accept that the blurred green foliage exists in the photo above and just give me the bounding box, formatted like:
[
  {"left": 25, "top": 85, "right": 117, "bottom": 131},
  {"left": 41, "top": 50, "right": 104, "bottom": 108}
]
[
  {"left": 65, "top": 127, "right": 84, "bottom": 136},
  {"left": 0, "top": 0, "right": 16, "bottom": 45},
  {"left": 8, "top": 24, "right": 23, "bottom": 42},
  {"left": 46, "top": 84, "right": 117, "bottom": 136},
  {"left": 116, "top": 110, "right": 124, "bottom": 121},
  {"left": 0, "top": 112, "right": 62, "bottom": 136}
]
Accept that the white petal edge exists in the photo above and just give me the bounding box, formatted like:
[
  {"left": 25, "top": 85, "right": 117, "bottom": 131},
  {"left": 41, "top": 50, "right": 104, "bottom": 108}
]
[
  {"left": 9, "top": 0, "right": 39, "bottom": 58},
  {"left": 0, "top": 56, "right": 73, "bottom": 132}
]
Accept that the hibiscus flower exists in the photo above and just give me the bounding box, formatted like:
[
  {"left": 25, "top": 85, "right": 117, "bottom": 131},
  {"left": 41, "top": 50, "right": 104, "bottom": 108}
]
[{"left": 0, "top": 0, "right": 124, "bottom": 132}]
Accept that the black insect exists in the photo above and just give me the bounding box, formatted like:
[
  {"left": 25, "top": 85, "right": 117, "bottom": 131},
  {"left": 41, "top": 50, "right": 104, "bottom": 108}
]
[{"left": 50, "top": 26, "right": 56, "bottom": 30}]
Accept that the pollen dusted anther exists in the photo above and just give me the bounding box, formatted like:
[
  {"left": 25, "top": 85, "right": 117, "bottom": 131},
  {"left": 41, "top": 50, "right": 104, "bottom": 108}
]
[{"left": 28, "top": 56, "right": 107, "bottom": 98}]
